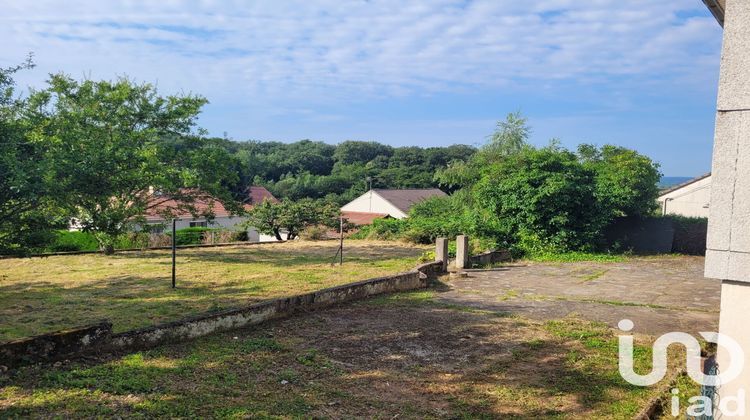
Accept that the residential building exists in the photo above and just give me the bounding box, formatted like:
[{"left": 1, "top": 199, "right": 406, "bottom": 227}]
[
  {"left": 656, "top": 173, "right": 711, "bottom": 218},
  {"left": 340, "top": 188, "right": 447, "bottom": 222},
  {"left": 142, "top": 186, "right": 279, "bottom": 242}
]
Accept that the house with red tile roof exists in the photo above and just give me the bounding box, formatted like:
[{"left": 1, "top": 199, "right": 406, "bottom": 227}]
[{"left": 141, "top": 186, "right": 279, "bottom": 241}]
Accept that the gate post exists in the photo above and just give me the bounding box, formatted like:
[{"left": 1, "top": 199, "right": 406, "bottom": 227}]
[
  {"left": 435, "top": 238, "right": 448, "bottom": 272},
  {"left": 456, "top": 235, "right": 469, "bottom": 270}
]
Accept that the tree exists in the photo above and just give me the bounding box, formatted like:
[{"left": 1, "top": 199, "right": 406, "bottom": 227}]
[
  {"left": 0, "top": 56, "right": 65, "bottom": 254},
  {"left": 28, "top": 74, "right": 239, "bottom": 253},
  {"left": 578, "top": 144, "right": 661, "bottom": 219},
  {"left": 333, "top": 140, "right": 394, "bottom": 165},
  {"left": 435, "top": 112, "right": 530, "bottom": 190},
  {"left": 483, "top": 111, "right": 530, "bottom": 159},
  {"left": 472, "top": 145, "right": 601, "bottom": 252},
  {"left": 247, "top": 199, "right": 339, "bottom": 240}
]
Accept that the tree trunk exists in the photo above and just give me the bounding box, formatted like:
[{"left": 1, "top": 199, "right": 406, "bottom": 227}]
[
  {"left": 102, "top": 244, "right": 115, "bottom": 255},
  {"left": 273, "top": 228, "right": 283, "bottom": 241}
]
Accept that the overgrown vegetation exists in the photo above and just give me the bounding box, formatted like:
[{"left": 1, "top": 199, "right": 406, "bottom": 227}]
[
  {"left": 356, "top": 113, "right": 661, "bottom": 257},
  {"left": 2, "top": 57, "right": 662, "bottom": 259}
]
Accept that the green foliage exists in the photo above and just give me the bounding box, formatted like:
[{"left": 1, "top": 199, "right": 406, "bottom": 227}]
[
  {"left": 351, "top": 218, "right": 409, "bottom": 241},
  {"left": 168, "top": 227, "right": 216, "bottom": 246},
  {"left": 484, "top": 111, "right": 530, "bottom": 159},
  {"left": 473, "top": 145, "right": 602, "bottom": 252},
  {"left": 405, "top": 194, "right": 470, "bottom": 243},
  {"left": 247, "top": 141, "right": 476, "bottom": 203},
  {"left": 578, "top": 144, "right": 661, "bottom": 218},
  {"left": 246, "top": 198, "right": 339, "bottom": 240},
  {"left": 524, "top": 251, "right": 627, "bottom": 263},
  {"left": 0, "top": 56, "right": 68, "bottom": 255},
  {"left": 22, "top": 74, "right": 240, "bottom": 253},
  {"left": 48, "top": 230, "right": 100, "bottom": 252},
  {"left": 435, "top": 112, "right": 529, "bottom": 191},
  {"left": 414, "top": 115, "right": 661, "bottom": 256}
]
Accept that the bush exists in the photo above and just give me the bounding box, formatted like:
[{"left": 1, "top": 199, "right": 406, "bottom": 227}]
[
  {"left": 407, "top": 195, "right": 469, "bottom": 243},
  {"left": 47, "top": 230, "right": 99, "bottom": 252},
  {"left": 299, "top": 225, "right": 330, "bottom": 241},
  {"left": 351, "top": 218, "right": 408, "bottom": 241},
  {"left": 472, "top": 146, "right": 602, "bottom": 252},
  {"left": 167, "top": 227, "right": 216, "bottom": 246}
]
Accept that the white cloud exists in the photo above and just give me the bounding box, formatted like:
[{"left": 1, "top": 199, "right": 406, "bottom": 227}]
[{"left": 0, "top": 0, "right": 721, "bottom": 106}]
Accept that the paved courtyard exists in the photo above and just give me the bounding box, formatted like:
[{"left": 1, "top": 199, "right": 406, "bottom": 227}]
[{"left": 438, "top": 256, "right": 720, "bottom": 336}]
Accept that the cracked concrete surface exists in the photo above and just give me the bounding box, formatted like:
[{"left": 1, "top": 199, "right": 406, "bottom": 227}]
[{"left": 436, "top": 256, "right": 720, "bottom": 336}]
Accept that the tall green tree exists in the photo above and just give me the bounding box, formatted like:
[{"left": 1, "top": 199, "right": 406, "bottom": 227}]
[
  {"left": 472, "top": 145, "right": 601, "bottom": 252},
  {"left": 28, "top": 75, "right": 239, "bottom": 253},
  {"left": 246, "top": 198, "right": 339, "bottom": 240},
  {"left": 578, "top": 144, "right": 661, "bottom": 218},
  {"left": 435, "top": 112, "right": 530, "bottom": 190},
  {"left": 0, "top": 57, "right": 64, "bottom": 254}
]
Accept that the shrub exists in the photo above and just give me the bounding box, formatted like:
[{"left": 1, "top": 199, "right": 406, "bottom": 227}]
[
  {"left": 48, "top": 230, "right": 99, "bottom": 252},
  {"left": 115, "top": 232, "right": 150, "bottom": 249},
  {"left": 299, "top": 225, "right": 330, "bottom": 241},
  {"left": 353, "top": 218, "right": 408, "bottom": 241},
  {"left": 472, "top": 146, "right": 602, "bottom": 252},
  {"left": 167, "top": 227, "right": 216, "bottom": 246},
  {"left": 407, "top": 194, "right": 469, "bottom": 243}
]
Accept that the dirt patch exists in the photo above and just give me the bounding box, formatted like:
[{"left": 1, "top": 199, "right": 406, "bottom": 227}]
[{"left": 1, "top": 291, "right": 677, "bottom": 419}]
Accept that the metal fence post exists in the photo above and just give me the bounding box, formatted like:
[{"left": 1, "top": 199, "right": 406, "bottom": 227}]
[{"left": 172, "top": 218, "right": 176, "bottom": 288}]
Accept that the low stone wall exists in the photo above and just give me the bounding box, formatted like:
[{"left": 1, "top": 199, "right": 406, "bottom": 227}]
[
  {"left": 468, "top": 250, "right": 512, "bottom": 267},
  {"left": 0, "top": 322, "right": 112, "bottom": 367},
  {"left": 0, "top": 260, "right": 444, "bottom": 368}
]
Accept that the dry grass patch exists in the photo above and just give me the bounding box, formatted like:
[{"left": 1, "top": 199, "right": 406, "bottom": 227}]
[
  {"left": 1, "top": 290, "right": 688, "bottom": 419},
  {"left": 0, "top": 240, "right": 428, "bottom": 341}
]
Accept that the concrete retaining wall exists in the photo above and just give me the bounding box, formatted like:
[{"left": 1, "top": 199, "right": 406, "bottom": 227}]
[
  {"left": 0, "top": 322, "right": 112, "bottom": 367},
  {"left": 468, "top": 250, "right": 512, "bottom": 267},
  {"left": 0, "top": 260, "right": 445, "bottom": 368}
]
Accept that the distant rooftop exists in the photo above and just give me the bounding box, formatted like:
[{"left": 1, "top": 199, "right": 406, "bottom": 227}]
[
  {"left": 658, "top": 173, "right": 711, "bottom": 196},
  {"left": 373, "top": 188, "right": 447, "bottom": 214}
]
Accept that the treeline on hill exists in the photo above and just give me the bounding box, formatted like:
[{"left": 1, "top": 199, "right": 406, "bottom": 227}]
[
  {"left": 354, "top": 112, "right": 663, "bottom": 256},
  {"left": 0, "top": 58, "right": 473, "bottom": 255},
  {"left": 1, "top": 58, "right": 663, "bottom": 257},
  {"left": 207, "top": 138, "right": 475, "bottom": 204}
]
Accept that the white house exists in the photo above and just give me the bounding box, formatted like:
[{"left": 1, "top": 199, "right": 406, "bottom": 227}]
[
  {"left": 142, "top": 186, "right": 280, "bottom": 242},
  {"left": 341, "top": 188, "right": 447, "bottom": 222},
  {"left": 656, "top": 173, "right": 711, "bottom": 218}
]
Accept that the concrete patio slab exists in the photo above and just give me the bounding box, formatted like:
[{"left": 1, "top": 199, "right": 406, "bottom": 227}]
[{"left": 436, "top": 256, "right": 720, "bottom": 336}]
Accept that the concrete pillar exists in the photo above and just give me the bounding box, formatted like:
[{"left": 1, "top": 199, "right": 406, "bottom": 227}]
[
  {"left": 705, "top": 0, "right": 750, "bottom": 413},
  {"left": 456, "top": 235, "right": 469, "bottom": 270},
  {"left": 435, "top": 237, "right": 448, "bottom": 272}
]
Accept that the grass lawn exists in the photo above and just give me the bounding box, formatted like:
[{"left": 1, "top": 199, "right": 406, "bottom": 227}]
[
  {"left": 0, "top": 240, "right": 428, "bottom": 341},
  {"left": 0, "top": 290, "right": 686, "bottom": 419}
]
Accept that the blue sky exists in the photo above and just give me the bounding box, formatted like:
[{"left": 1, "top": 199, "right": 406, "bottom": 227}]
[{"left": 1, "top": 0, "right": 723, "bottom": 176}]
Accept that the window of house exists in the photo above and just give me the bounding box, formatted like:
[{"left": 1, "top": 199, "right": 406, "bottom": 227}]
[{"left": 189, "top": 221, "right": 208, "bottom": 228}]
